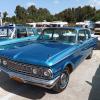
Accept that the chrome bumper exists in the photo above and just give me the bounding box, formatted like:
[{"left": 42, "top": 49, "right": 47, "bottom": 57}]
[{"left": 0, "top": 66, "right": 60, "bottom": 89}]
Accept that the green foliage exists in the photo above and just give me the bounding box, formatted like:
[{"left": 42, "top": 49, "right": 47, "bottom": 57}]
[
  {"left": 27, "top": 5, "right": 37, "bottom": 22},
  {"left": 3, "top": 5, "right": 100, "bottom": 23},
  {"left": 3, "top": 11, "right": 8, "bottom": 22},
  {"left": 55, "top": 5, "right": 97, "bottom": 22},
  {"left": 93, "top": 10, "right": 100, "bottom": 21},
  {"left": 37, "top": 8, "right": 52, "bottom": 22},
  {"left": 14, "top": 5, "right": 27, "bottom": 24}
]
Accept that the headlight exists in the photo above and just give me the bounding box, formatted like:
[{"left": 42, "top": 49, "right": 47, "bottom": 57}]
[
  {"left": 32, "top": 67, "right": 53, "bottom": 80},
  {"left": 32, "top": 68, "right": 38, "bottom": 74},
  {"left": 3, "top": 60, "right": 7, "bottom": 66},
  {"left": 44, "top": 69, "right": 52, "bottom": 77}
]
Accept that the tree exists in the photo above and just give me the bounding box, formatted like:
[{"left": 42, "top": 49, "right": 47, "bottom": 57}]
[
  {"left": 81, "top": 6, "right": 96, "bottom": 21},
  {"left": 55, "top": 5, "right": 97, "bottom": 22},
  {"left": 27, "top": 5, "right": 37, "bottom": 22},
  {"left": 37, "top": 8, "right": 51, "bottom": 22},
  {"left": 3, "top": 11, "right": 8, "bottom": 22},
  {"left": 93, "top": 10, "right": 100, "bottom": 21},
  {"left": 15, "top": 5, "right": 27, "bottom": 23},
  {"left": 2, "top": 5, "right": 99, "bottom": 24}
]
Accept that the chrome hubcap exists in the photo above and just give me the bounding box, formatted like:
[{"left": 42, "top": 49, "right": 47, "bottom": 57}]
[{"left": 59, "top": 72, "right": 69, "bottom": 89}]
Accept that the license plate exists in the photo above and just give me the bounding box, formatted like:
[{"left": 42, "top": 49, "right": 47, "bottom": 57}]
[{"left": 11, "top": 76, "right": 24, "bottom": 83}]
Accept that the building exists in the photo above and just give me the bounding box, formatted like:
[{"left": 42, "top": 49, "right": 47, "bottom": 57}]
[{"left": 27, "top": 21, "right": 68, "bottom": 28}]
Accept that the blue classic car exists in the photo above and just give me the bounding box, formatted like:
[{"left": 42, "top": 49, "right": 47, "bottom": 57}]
[{"left": 0, "top": 27, "right": 97, "bottom": 92}]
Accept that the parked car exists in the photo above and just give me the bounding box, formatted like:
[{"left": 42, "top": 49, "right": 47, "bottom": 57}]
[
  {"left": 0, "top": 25, "right": 39, "bottom": 46},
  {"left": 95, "top": 21, "right": 100, "bottom": 35},
  {"left": 76, "top": 21, "right": 95, "bottom": 30},
  {"left": 0, "top": 27, "right": 97, "bottom": 92}
]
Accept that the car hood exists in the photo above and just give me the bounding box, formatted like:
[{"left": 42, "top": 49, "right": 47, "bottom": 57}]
[
  {"left": 0, "top": 41, "right": 75, "bottom": 67},
  {"left": 0, "top": 35, "right": 39, "bottom": 50},
  {"left": 0, "top": 40, "right": 36, "bottom": 50},
  {"left": 0, "top": 37, "right": 9, "bottom": 41}
]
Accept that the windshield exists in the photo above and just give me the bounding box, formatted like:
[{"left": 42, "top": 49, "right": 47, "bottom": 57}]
[
  {"left": 27, "top": 27, "right": 35, "bottom": 36},
  {"left": 27, "top": 27, "right": 41, "bottom": 36},
  {"left": 38, "top": 28, "right": 77, "bottom": 43}
]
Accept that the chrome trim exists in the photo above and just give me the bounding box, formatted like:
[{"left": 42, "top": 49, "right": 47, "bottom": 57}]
[
  {"left": 0, "top": 66, "right": 59, "bottom": 89},
  {"left": 43, "top": 69, "right": 53, "bottom": 79},
  {"left": 1, "top": 57, "right": 53, "bottom": 80}
]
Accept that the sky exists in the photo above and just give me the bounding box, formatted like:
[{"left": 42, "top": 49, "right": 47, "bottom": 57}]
[{"left": 0, "top": 0, "right": 100, "bottom": 17}]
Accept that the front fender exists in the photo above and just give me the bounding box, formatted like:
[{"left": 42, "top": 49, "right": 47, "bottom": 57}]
[
  {"left": 63, "top": 61, "right": 74, "bottom": 71},
  {"left": 51, "top": 60, "right": 75, "bottom": 79}
]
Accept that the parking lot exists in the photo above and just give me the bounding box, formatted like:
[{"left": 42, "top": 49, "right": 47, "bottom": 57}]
[{"left": 0, "top": 40, "right": 100, "bottom": 100}]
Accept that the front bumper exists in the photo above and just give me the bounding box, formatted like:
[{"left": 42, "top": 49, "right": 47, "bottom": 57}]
[{"left": 0, "top": 66, "right": 60, "bottom": 89}]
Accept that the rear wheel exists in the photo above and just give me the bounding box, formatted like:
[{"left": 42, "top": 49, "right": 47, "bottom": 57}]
[
  {"left": 53, "top": 70, "right": 69, "bottom": 93},
  {"left": 86, "top": 49, "right": 93, "bottom": 59}
]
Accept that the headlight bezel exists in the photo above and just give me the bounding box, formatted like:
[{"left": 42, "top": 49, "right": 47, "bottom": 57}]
[
  {"left": 3, "top": 60, "right": 7, "bottom": 66},
  {"left": 32, "top": 66, "right": 53, "bottom": 80},
  {"left": 0, "top": 57, "right": 8, "bottom": 65},
  {"left": 0, "top": 58, "right": 7, "bottom": 66},
  {"left": 43, "top": 69, "right": 53, "bottom": 79},
  {"left": 32, "top": 68, "right": 38, "bottom": 75}
]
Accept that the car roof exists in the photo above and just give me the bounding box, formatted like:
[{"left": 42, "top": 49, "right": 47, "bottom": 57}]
[
  {"left": 0, "top": 26, "right": 14, "bottom": 29},
  {"left": 43, "top": 27, "right": 88, "bottom": 31}
]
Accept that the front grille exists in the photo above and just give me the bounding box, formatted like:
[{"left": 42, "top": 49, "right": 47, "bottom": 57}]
[
  {"left": 0, "top": 57, "right": 51, "bottom": 80},
  {"left": 1, "top": 58, "right": 33, "bottom": 76}
]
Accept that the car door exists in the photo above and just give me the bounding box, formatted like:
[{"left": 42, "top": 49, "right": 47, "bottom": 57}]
[
  {"left": 71, "top": 30, "right": 87, "bottom": 67},
  {"left": 77, "top": 29, "right": 90, "bottom": 60},
  {"left": 84, "top": 29, "right": 93, "bottom": 55},
  {"left": 71, "top": 29, "right": 93, "bottom": 68}
]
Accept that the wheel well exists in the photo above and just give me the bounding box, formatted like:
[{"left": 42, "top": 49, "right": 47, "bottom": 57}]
[{"left": 65, "top": 64, "right": 73, "bottom": 74}]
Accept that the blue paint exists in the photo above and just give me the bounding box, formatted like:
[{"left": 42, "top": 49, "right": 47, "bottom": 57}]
[{"left": 0, "top": 27, "right": 98, "bottom": 79}]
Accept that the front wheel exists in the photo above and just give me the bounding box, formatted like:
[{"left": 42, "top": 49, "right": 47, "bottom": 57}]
[{"left": 53, "top": 71, "right": 69, "bottom": 93}]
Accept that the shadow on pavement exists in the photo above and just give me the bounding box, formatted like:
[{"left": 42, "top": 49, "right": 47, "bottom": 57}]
[
  {"left": 0, "top": 72, "right": 56, "bottom": 99},
  {"left": 86, "top": 65, "right": 100, "bottom": 100}
]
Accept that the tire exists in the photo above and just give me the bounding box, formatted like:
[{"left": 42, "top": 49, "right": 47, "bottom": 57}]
[
  {"left": 86, "top": 49, "right": 93, "bottom": 59},
  {"left": 52, "top": 70, "right": 69, "bottom": 93}
]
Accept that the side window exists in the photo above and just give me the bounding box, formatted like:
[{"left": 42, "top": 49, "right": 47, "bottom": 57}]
[
  {"left": 85, "top": 30, "right": 91, "bottom": 40},
  {"left": 16, "top": 29, "right": 27, "bottom": 38},
  {"left": 78, "top": 30, "right": 86, "bottom": 42},
  {"left": 40, "top": 30, "right": 53, "bottom": 40}
]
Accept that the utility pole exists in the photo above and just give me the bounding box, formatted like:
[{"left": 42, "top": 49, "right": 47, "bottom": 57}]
[{"left": 0, "top": 12, "right": 2, "bottom": 26}]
